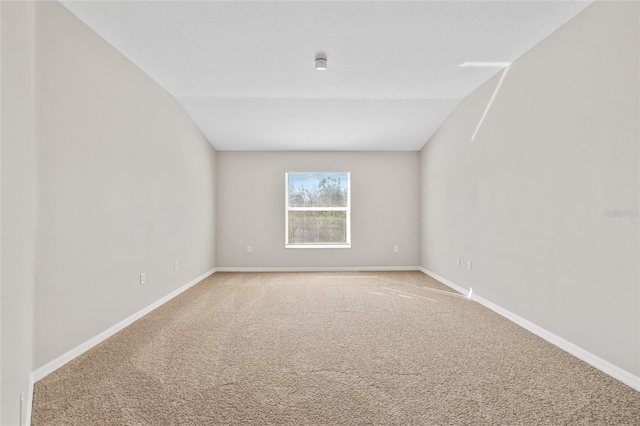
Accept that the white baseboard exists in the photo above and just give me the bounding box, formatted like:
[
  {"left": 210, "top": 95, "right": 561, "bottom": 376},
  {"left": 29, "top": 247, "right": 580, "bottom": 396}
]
[
  {"left": 31, "top": 268, "right": 216, "bottom": 384},
  {"left": 25, "top": 373, "right": 34, "bottom": 426},
  {"left": 419, "top": 267, "right": 470, "bottom": 297},
  {"left": 216, "top": 266, "right": 422, "bottom": 272},
  {"left": 419, "top": 267, "right": 640, "bottom": 392}
]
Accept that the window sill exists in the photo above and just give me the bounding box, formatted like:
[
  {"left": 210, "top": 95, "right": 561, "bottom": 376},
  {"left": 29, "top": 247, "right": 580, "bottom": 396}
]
[{"left": 286, "top": 244, "right": 351, "bottom": 249}]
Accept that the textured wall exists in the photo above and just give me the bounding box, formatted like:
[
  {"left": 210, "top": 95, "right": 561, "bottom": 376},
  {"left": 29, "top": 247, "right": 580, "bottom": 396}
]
[
  {"left": 420, "top": 1, "right": 639, "bottom": 376},
  {"left": 34, "top": 1, "right": 216, "bottom": 369},
  {"left": 217, "top": 151, "right": 420, "bottom": 269}
]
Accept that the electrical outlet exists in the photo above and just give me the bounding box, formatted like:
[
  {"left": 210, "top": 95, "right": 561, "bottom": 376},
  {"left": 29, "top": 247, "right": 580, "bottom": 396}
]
[
  {"left": 247, "top": 246, "right": 252, "bottom": 253},
  {"left": 456, "top": 257, "right": 461, "bottom": 266},
  {"left": 140, "top": 273, "right": 146, "bottom": 285},
  {"left": 467, "top": 261, "right": 472, "bottom": 270},
  {"left": 174, "top": 261, "right": 179, "bottom": 271},
  {"left": 394, "top": 245, "right": 399, "bottom": 253}
]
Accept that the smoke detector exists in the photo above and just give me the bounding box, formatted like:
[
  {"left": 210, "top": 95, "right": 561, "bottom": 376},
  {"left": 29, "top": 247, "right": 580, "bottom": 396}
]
[{"left": 315, "top": 56, "right": 327, "bottom": 71}]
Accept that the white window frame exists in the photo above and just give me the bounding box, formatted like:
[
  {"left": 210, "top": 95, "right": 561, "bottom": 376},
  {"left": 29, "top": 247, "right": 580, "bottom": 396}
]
[{"left": 285, "top": 172, "right": 351, "bottom": 249}]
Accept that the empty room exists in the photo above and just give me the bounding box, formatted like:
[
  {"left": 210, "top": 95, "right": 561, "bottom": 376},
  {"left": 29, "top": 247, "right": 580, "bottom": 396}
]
[{"left": 1, "top": 0, "right": 639, "bottom": 424}]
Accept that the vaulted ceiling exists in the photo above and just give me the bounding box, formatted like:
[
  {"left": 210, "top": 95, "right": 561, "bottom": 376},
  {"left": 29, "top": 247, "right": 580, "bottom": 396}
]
[{"left": 61, "top": 0, "right": 592, "bottom": 151}]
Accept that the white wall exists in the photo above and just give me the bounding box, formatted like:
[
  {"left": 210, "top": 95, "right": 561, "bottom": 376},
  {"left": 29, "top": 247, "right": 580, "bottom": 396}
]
[
  {"left": 1, "top": 1, "right": 37, "bottom": 424},
  {"left": 217, "top": 151, "right": 420, "bottom": 269},
  {"left": 0, "top": 2, "right": 634, "bottom": 424},
  {"left": 420, "top": 1, "right": 639, "bottom": 377},
  {"left": 34, "top": 1, "right": 216, "bottom": 369}
]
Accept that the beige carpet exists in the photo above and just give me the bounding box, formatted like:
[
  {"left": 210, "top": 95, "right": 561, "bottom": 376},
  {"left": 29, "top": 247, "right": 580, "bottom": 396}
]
[{"left": 32, "top": 271, "right": 640, "bottom": 425}]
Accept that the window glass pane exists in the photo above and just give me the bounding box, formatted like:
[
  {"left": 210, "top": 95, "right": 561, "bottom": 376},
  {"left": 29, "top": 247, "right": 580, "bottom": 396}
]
[
  {"left": 288, "top": 172, "right": 348, "bottom": 208},
  {"left": 288, "top": 211, "right": 347, "bottom": 244}
]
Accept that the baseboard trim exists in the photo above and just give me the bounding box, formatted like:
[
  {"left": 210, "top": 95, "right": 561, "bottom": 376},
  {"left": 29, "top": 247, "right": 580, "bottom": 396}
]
[
  {"left": 31, "top": 268, "right": 216, "bottom": 384},
  {"left": 419, "top": 268, "right": 640, "bottom": 392},
  {"left": 419, "top": 267, "right": 470, "bottom": 297},
  {"left": 216, "top": 266, "right": 422, "bottom": 272},
  {"left": 472, "top": 292, "right": 640, "bottom": 392},
  {"left": 25, "top": 373, "right": 34, "bottom": 426}
]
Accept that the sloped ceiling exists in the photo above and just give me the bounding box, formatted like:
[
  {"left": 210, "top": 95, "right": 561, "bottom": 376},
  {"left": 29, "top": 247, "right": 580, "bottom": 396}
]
[{"left": 60, "top": 0, "right": 592, "bottom": 151}]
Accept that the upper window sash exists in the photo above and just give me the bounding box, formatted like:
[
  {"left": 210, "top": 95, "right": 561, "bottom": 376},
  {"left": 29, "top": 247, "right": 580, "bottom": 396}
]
[{"left": 286, "top": 172, "right": 350, "bottom": 208}]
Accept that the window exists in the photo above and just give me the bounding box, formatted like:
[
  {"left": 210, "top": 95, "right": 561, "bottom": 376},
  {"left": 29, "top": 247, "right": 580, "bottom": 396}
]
[{"left": 285, "top": 172, "right": 351, "bottom": 248}]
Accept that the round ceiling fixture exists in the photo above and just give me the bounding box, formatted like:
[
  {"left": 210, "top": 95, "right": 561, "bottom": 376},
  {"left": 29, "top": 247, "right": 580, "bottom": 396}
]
[{"left": 315, "top": 56, "right": 327, "bottom": 71}]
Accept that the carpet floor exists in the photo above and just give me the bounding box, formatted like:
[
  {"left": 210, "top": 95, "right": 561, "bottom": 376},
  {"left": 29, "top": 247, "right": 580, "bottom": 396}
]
[{"left": 32, "top": 271, "right": 640, "bottom": 425}]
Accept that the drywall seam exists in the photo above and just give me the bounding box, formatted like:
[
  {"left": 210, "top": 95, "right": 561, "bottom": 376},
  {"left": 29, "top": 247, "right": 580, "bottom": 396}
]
[
  {"left": 420, "top": 268, "right": 640, "bottom": 392},
  {"left": 31, "top": 268, "right": 216, "bottom": 384}
]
